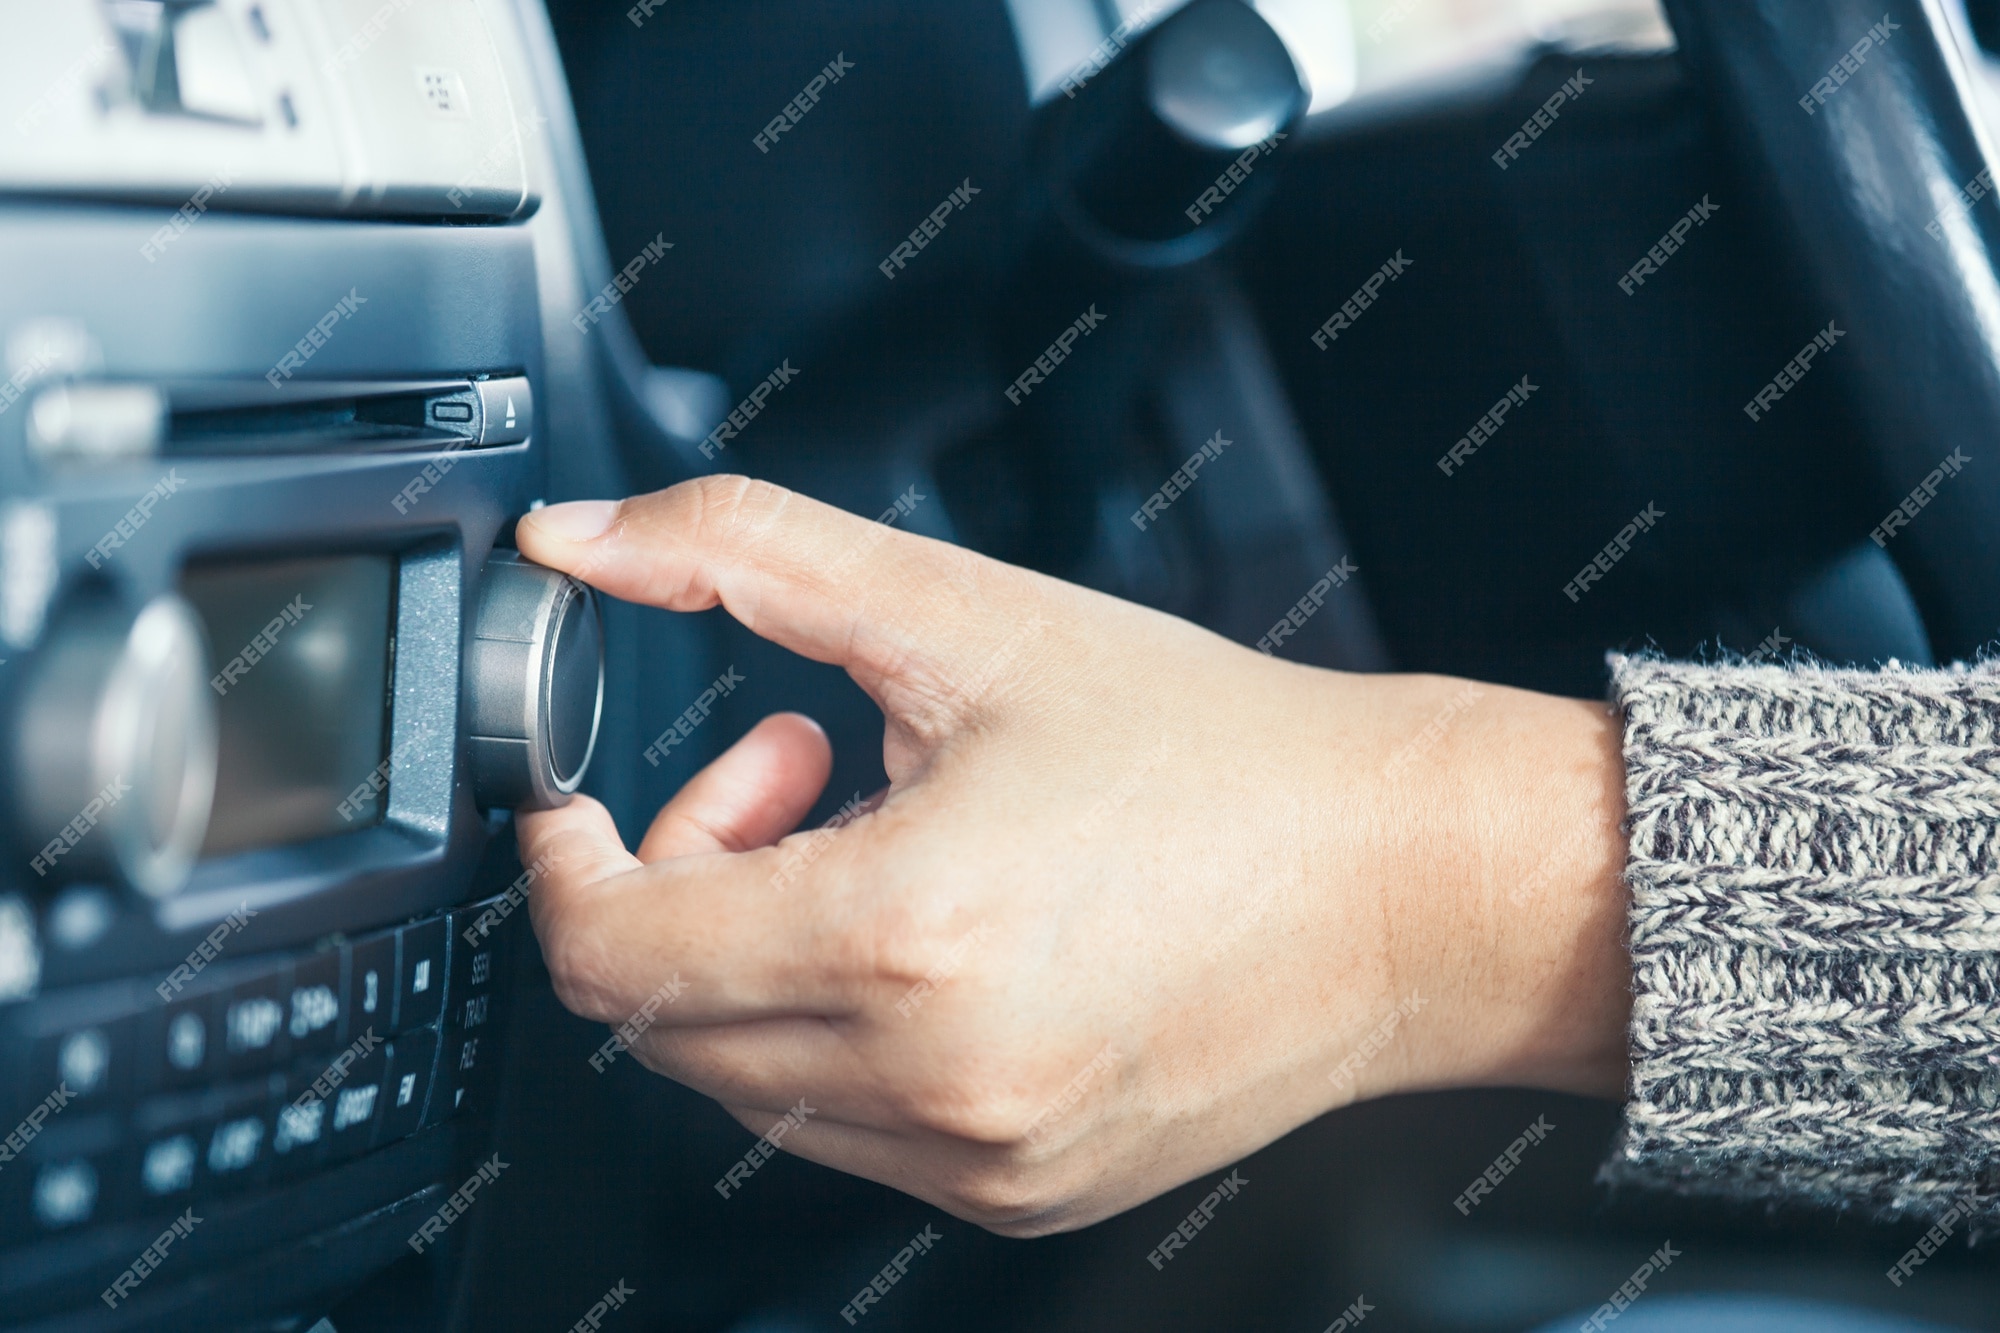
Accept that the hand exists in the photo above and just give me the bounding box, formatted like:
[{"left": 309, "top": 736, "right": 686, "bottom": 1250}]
[{"left": 513, "top": 476, "right": 1631, "bottom": 1237}]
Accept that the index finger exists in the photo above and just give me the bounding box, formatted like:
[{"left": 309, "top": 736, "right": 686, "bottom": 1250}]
[{"left": 516, "top": 476, "right": 1043, "bottom": 727}]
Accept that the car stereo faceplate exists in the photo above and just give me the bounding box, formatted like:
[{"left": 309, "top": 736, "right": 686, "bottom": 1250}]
[{"left": 0, "top": 4, "right": 601, "bottom": 1321}]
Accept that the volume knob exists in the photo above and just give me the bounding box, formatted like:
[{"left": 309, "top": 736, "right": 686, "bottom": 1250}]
[
  {"left": 12, "top": 595, "right": 217, "bottom": 898},
  {"left": 465, "top": 552, "right": 604, "bottom": 810}
]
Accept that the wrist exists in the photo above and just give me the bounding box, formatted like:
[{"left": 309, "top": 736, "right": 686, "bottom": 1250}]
[{"left": 1373, "top": 676, "right": 1633, "bottom": 1102}]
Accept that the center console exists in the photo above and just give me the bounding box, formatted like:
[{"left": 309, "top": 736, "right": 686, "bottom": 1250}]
[{"left": 0, "top": 2, "right": 608, "bottom": 1326}]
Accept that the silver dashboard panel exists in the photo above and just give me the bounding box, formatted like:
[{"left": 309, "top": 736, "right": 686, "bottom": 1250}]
[{"left": 0, "top": 0, "right": 537, "bottom": 219}]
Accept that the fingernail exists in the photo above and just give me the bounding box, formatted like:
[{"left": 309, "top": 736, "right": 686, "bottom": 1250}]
[{"left": 525, "top": 500, "right": 620, "bottom": 543}]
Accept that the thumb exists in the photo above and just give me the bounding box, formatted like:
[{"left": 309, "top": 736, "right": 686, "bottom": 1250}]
[
  {"left": 518, "top": 477, "right": 1053, "bottom": 730},
  {"left": 510, "top": 710, "right": 830, "bottom": 909},
  {"left": 635, "top": 712, "right": 832, "bottom": 862}
]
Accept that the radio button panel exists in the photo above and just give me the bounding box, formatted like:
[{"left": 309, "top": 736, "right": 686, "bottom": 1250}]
[{"left": 0, "top": 884, "right": 525, "bottom": 1250}]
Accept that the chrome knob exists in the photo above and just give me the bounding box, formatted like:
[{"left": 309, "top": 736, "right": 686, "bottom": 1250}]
[
  {"left": 13, "top": 595, "right": 217, "bottom": 898},
  {"left": 465, "top": 552, "right": 604, "bottom": 810}
]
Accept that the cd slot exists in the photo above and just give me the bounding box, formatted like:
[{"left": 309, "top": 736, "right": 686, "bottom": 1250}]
[
  {"left": 165, "top": 380, "right": 480, "bottom": 457},
  {"left": 24, "top": 375, "right": 533, "bottom": 464}
]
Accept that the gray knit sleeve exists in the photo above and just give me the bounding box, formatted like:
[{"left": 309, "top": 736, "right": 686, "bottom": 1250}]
[{"left": 1603, "top": 653, "right": 2000, "bottom": 1220}]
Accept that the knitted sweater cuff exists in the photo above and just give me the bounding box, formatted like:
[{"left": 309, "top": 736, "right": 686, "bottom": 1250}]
[{"left": 1603, "top": 653, "right": 2000, "bottom": 1221}]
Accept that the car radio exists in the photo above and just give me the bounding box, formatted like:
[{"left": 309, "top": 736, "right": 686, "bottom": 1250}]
[{"left": 0, "top": 1, "right": 607, "bottom": 1326}]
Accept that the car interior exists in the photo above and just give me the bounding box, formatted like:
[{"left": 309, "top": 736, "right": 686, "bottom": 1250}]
[{"left": 4, "top": 0, "right": 2000, "bottom": 1328}]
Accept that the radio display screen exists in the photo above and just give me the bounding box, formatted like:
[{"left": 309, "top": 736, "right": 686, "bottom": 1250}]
[{"left": 180, "top": 555, "right": 395, "bottom": 856}]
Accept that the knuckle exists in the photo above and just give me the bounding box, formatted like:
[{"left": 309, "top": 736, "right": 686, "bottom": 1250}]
[
  {"left": 677, "top": 474, "right": 790, "bottom": 547},
  {"left": 984, "top": 1214, "right": 1068, "bottom": 1240},
  {"left": 941, "top": 1160, "right": 1061, "bottom": 1227},
  {"left": 899, "top": 1075, "right": 1040, "bottom": 1145},
  {"left": 864, "top": 906, "right": 955, "bottom": 991},
  {"left": 908, "top": 601, "right": 1060, "bottom": 730}
]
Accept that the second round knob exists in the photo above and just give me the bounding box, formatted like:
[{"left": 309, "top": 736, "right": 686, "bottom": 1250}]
[{"left": 12, "top": 594, "right": 217, "bottom": 899}]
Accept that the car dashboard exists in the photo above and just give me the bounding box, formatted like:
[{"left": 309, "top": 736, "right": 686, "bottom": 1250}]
[{"left": 4, "top": 0, "right": 2000, "bottom": 1330}]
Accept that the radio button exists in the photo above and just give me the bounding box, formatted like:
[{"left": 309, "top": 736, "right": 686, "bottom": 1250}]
[
  {"left": 31, "top": 1155, "right": 104, "bottom": 1232},
  {"left": 450, "top": 989, "right": 493, "bottom": 1037},
  {"left": 11, "top": 1005, "right": 137, "bottom": 1113},
  {"left": 53, "top": 1026, "right": 117, "bottom": 1102},
  {"left": 167, "top": 1011, "right": 208, "bottom": 1077},
  {"left": 132, "top": 1077, "right": 272, "bottom": 1199},
  {"left": 431, "top": 1032, "right": 477, "bottom": 1128},
  {"left": 138, "top": 988, "right": 220, "bottom": 1093},
  {"left": 205, "top": 1114, "right": 266, "bottom": 1182},
  {"left": 138, "top": 1130, "right": 200, "bottom": 1202},
  {"left": 393, "top": 918, "right": 446, "bottom": 1034},
  {"left": 287, "top": 948, "right": 343, "bottom": 1058},
  {"left": 377, "top": 1029, "right": 438, "bottom": 1145},
  {"left": 270, "top": 1075, "right": 328, "bottom": 1181},
  {"left": 323, "top": 1042, "right": 388, "bottom": 1163},
  {"left": 445, "top": 901, "right": 509, "bottom": 1030},
  {"left": 201, "top": 1078, "right": 279, "bottom": 1194},
  {"left": 220, "top": 962, "right": 292, "bottom": 1075},
  {"left": 133, "top": 1090, "right": 206, "bottom": 1191},
  {"left": 204, "top": 1125, "right": 267, "bottom": 1194},
  {"left": 435, "top": 1018, "right": 506, "bottom": 1128},
  {"left": 20, "top": 1116, "right": 128, "bottom": 1235},
  {"left": 345, "top": 932, "right": 397, "bottom": 1037}
]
